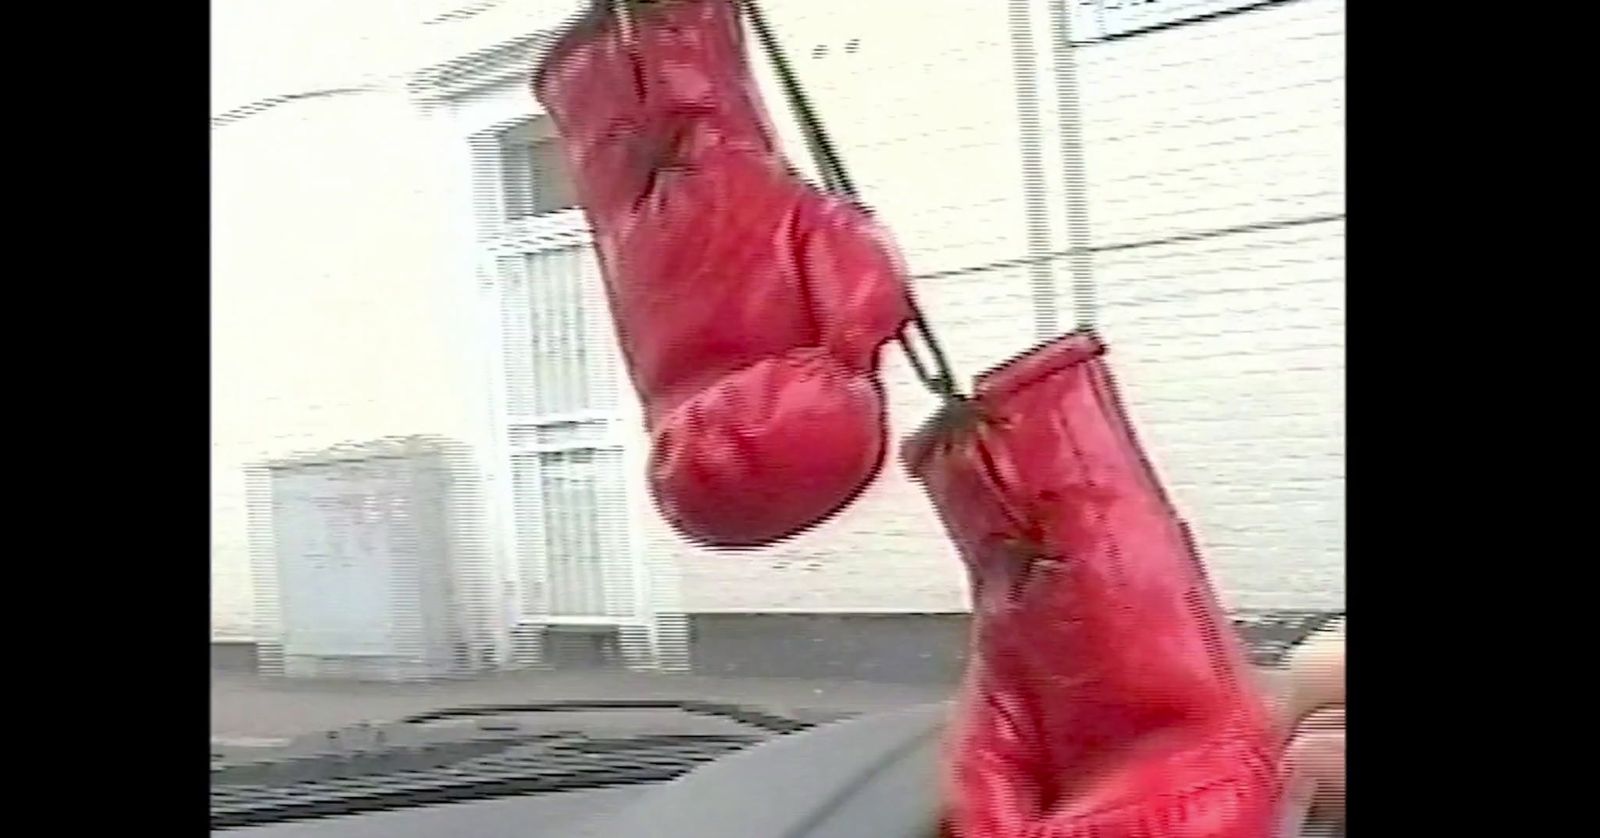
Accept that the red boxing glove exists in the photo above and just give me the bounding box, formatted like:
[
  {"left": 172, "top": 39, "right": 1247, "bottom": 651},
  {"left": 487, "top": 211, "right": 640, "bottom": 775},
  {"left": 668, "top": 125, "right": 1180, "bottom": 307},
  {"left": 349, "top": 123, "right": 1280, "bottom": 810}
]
[
  {"left": 904, "top": 333, "right": 1282, "bottom": 838},
  {"left": 534, "top": 0, "right": 911, "bottom": 547}
]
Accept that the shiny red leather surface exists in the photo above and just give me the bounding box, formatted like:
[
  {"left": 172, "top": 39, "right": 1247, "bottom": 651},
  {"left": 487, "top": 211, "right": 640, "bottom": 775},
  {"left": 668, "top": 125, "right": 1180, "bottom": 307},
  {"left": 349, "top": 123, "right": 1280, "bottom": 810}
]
[
  {"left": 905, "top": 333, "right": 1282, "bottom": 837},
  {"left": 534, "top": 0, "right": 912, "bottom": 547}
]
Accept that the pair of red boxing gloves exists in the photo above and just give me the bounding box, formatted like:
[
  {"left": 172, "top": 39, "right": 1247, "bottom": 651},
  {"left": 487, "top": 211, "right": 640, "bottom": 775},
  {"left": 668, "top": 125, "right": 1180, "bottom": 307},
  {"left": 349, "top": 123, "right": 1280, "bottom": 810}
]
[{"left": 536, "top": 2, "right": 1287, "bottom": 836}]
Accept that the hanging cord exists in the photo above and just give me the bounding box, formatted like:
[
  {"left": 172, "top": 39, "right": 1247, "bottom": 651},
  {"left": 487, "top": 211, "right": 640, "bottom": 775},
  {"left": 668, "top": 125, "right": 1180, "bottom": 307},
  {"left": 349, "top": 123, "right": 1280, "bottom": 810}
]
[
  {"left": 737, "top": 0, "right": 962, "bottom": 401},
  {"left": 736, "top": 1, "right": 854, "bottom": 197}
]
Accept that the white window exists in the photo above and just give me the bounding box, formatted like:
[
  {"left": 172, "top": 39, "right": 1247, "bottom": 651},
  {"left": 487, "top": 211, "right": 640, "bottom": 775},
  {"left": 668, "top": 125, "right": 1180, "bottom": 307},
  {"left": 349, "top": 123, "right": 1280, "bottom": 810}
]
[
  {"left": 499, "top": 120, "right": 578, "bottom": 220},
  {"left": 481, "top": 118, "right": 636, "bottom": 625}
]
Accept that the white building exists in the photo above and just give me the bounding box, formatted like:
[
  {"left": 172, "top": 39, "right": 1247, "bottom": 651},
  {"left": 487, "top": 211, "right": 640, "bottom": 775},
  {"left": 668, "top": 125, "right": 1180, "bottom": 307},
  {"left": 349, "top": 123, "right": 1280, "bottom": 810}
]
[{"left": 211, "top": 0, "right": 1344, "bottom": 678}]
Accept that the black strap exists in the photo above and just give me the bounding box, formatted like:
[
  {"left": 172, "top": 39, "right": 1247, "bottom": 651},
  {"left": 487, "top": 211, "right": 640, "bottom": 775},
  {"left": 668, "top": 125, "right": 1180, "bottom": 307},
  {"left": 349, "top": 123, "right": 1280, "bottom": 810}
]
[
  {"left": 737, "top": 0, "right": 962, "bottom": 401},
  {"left": 737, "top": 0, "right": 855, "bottom": 197}
]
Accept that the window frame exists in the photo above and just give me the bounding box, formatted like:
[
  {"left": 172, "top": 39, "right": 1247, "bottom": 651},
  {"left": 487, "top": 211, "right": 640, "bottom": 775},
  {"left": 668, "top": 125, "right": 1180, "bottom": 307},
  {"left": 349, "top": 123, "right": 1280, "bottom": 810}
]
[{"left": 476, "top": 116, "right": 639, "bottom": 628}]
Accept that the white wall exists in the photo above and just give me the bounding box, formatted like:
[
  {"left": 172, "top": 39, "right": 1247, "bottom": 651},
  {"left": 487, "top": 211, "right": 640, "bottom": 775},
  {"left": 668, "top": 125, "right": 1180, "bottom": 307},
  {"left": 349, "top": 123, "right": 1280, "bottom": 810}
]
[
  {"left": 211, "top": 0, "right": 1345, "bottom": 637},
  {"left": 1073, "top": 0, "right": 1345, "bottom": 610},
  {"left": 209, "top": 0, "right": 569, "bottom": 641},
  {"left": 667, "top": 0, "right": 1345, "bottom": 613},
  {"left": 209, "top": 90, "right": 491, "bottom": 638}
]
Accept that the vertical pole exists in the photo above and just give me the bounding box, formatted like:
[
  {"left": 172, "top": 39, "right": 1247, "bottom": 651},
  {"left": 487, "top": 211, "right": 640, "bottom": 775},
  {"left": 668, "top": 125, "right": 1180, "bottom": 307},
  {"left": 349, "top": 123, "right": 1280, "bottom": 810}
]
[
  {"left": 1049, "top": 0, "right": 1095, "bottom": 333},
  {"left": 1008, "top": 1, "right": 1060, "bottom": 340}
]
